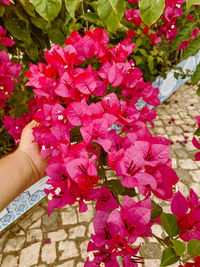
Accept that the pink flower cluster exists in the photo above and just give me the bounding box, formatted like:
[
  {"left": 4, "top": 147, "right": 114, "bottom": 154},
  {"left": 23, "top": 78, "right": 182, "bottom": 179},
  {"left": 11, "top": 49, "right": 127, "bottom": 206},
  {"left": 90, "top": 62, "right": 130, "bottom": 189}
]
[
  {"left": 0, "top": 0, "right": 10, "bottom": 5},
  {"left": 0, "top": 50, "right": 21, "bottom": 108},
  {"left": 172, "top": 190, "right": 200, "bottom": 242},
  {"left": 17, "top": 28, "right": 179, "bottom": 219},
  {"left": 85, "top": 195, "right": 151, "bottom": 266},
  {"left": 125, "top": 0, "right": 200, "bottom": 46},
  {"left": 4, "top": 28, "right": 180, "bottom": 266}
]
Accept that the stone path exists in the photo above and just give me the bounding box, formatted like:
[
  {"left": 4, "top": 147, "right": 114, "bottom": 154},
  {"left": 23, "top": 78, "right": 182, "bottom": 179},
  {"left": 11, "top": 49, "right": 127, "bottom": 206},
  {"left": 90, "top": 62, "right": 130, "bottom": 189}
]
[{"left": 0, "top": 82, "right": 200, "bottom": 267}]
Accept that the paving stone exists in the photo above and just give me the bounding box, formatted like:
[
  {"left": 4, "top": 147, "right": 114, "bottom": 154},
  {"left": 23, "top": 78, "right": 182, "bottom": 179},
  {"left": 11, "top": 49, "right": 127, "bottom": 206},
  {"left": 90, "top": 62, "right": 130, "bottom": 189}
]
[
  {"left": 151, "top": 224, "right": 164, "bottom": 239},
  {"left": 42, "top": 211, "right": 59, "bottom": 230},
  {"left": 41, "top": 242, "right": 56, "bottom": 264},
  {"left": 27, "top": 229, "right": 42, "bottom": 242},
  {"left": 59, "top": 241, "right": 79, "bottom": 259},
  {"left": 2, "top": 255, "right": 18, "bottom": 267},
  {"left": 171, "top": 158, "right": 177, "bottom": 168},
  {"left": 175, "top": 149, "right": 189, "bottom": 159},
  {"left": 48, "top": 229, "right": 68, "bottom": 242},
  {"left": 18, "top": 217, "right": 33, "bottom": 229},
  {"left": 87, "top": 222, "right": 94, "bottom": 238},
  {"left": 80, "top": 240, "right": 89, "bottom": 259},
  {"left": 154, "top": 127, "right": 166, "bottom": 135},
  {"left": 191, "top": 183, "right": 200, "bottom": 196},
  {"left": 179, "top": 159, "right": 198, "bottom": 169},
  {"left": 170, "top": 135, "right": 185, "bottom": 142},
  {"left": 31, "top": 206, "right": 45, "bottom": 222},
  {"left": 166, "top": 125, "right": 183, "bottom": 134},
  {"left": 189, "top": 170, "right": 200, "bottom": 182},
  {"left": 78, "top": 205, "right": 94, "bottom": 222},
  {"left": 69, "top": 225, "right": 86, "bottom": 239},
  {"left": 177, "top": 181, "right": 189, "bottom": 196},
  {"left": 77, "top": 262, "right": 84, "bottom": 267},
  {"left": 56, "top": 261, "right": 75, "bottom": 267},
  {"left": 4, "top": 236, "right": 25, "bottom": 252},
  {"left": 0, "top": 254, "right": 2, "bottom": 264},
  {"left": 143, "top": 259, "right": 161, "bottom": 267},
  {"left": 175, "top": 169, "right": 192, "bottom": 181},
  {"left": 29, "top": 218, "right": 41, "bottom": 229},
  {"left": 61, "top": 208, "right": 77, "bottom": 225},
  {"left": 0, "top": 231, "right": 9, "bottom": 251},
  {"left": 140, "top": 243, "right": 162, "bottom": 259},
  {"left": 19, "top": 242, "right": 41, "bottom": 267}
]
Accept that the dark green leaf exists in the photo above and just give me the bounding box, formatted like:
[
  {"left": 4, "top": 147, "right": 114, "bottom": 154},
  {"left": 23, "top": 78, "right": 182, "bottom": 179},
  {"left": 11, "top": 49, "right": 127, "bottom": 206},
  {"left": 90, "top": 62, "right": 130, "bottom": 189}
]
[
  {"left": 171, "top": 239, "right": 186, "bottom": 256},
  {"left": 30, "top": 16, "right": 48, "bottom": 30},
  {"left": 98, "top": 168, "right": 106, "bottom": 179},
  {"left": 29, "top": 0, "right": 62, "bottom": 22},
  {"left": 191, "top": 62, "right": 200, "bottom": 85},
  {"left": 4, "top": 15, "right": 32, "bottom": 45},
  {"left": 194, "top": 128, "right": 200, "bottom": 136},
  {"left": 48, "top": 27, "right": 65, "bottom": 45},
  {"left": 174, "top": 72, "right": 179, "bottom": 79},
  {"left": 65, "top": 0, "right": 81, "bottom": 18},
  {"left": 172, "top": 20, "right": 195, "bottom": 51},
  {"left": 25, "top": 46, "right": 38, "bottom": 61},
  {"left": 97, "top": 0, "right": 125, "bottom": 33},
  {"left": 81, "top": 13, "right": 103, "bottom": 26},
  {"left": 188, "top": 239, "right": 200, "bottom": 256},
  {"left": 182, "top": 36, "right": 200, "bottom": 60},
  {"left": 161, "top": 213, "right": 180, "bottom": 237},
  {"left": 139, "top": 0, "right": 165, "bottom": 26},
  {"left": 186, "top": 0, "right": 200, "bottom": 9},
  {"left": 0, "top": 6, "right": 5, "bottom": 17},
  {"left": 196, "top": 84, "right": 200, "bottom": 96},
  {"left": 160, "top": 248, "right": 179, "bottom": 267},
  {"left": 151, "top": 200, "right": 163, "bottom": 220},
  {"left": 19, "top": 0, "right": 36, "bottom": 17},
  {"left": 106, "top": 179, "right": 136, "bottom": 197}
]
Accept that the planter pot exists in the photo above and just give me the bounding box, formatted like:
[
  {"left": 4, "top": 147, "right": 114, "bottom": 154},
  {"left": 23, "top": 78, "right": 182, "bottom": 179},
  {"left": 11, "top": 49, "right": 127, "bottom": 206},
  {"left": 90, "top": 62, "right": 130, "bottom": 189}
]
[{"left": 1, "top": 51, "right": 200, "bottom": 232}]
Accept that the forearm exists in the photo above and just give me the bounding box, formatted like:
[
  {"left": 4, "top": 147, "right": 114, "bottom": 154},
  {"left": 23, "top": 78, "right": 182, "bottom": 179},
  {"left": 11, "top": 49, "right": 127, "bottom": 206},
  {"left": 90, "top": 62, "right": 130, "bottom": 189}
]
[{"left": 0, "top": 149, "right": 40, "bottom": 212}]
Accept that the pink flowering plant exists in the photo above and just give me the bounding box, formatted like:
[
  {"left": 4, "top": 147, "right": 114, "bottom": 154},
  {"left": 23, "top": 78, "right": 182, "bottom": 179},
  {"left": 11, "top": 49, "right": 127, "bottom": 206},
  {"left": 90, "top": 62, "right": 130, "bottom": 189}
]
[{"left": 2, "top": 0, "right": 200, "bottom": 266}]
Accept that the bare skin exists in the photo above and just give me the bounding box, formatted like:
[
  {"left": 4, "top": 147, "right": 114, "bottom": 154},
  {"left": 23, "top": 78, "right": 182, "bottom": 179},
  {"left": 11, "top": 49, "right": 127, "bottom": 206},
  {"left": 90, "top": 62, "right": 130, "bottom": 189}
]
[{"left": 0, "top": 121, "right": 47, "bottom": 212}]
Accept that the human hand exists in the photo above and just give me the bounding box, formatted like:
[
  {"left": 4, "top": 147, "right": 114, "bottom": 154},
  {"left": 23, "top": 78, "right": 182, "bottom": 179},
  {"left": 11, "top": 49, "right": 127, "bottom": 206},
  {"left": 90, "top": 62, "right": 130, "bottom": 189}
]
[{"left": 17, "top": 120, "right": 48, "bottom": 181}]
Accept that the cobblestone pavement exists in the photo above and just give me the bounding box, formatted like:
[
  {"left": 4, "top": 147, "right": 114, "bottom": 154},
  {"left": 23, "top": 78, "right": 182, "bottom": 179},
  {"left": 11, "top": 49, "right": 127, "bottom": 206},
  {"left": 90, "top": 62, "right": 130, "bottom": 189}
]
[{"left": 0, "top": 82, "right": 200, "bottom": 267}]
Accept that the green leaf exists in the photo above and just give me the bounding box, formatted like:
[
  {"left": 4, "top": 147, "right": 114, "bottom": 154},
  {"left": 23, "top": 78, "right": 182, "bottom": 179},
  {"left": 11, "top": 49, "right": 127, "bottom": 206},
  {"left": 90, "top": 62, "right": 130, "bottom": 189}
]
[
  {"left": 151, "top": 200, "right": 163, "bottom": 220},
  {"left": 160, "top": 248, "right": 179, "bottom": 267},
  {"left": 192, "top": 62, "right": 200, "bottom": 85},
  {"left": 171, "top": 240, "right": 186, "bottom": 256},
  {"left": 160, "top": 213, "right": 180, "bottom": 237},
  {"left": 186, "top": 0, "right": 200, "bottom": 9},
  {"left": 81, "top": 13, "right": 103, "bottom": 26},
  {"left": 25, "top": 46, "right": 38, "bottom": 61},
  {"left": 30, "top": 16, "right": 48, "bottom": 30},
  {"left": 0, "top": 6, "right": 5, "bottom": 17},
  {"left": 65, "top": 0, "right": 81, "bottom": 18},
  {"left": 29, "top": 0, "right": 62, "bottom": 22},
  {"left": 4, "top": 15, "right": 32, "bottom": 45},
  {"left": 48, "top": 27, "right": 65, "bottom": 45},
  {"left": 97, "top": 0, "right": 125, "bottom": 33},
  {"left": 182, "top": 35, "right": 200, "bottom": 60},
  {"left": 106, "top": 179, "right": 136, "bottom": 197},
  {"left": 108, "top": 0, "right": 119, "bottom": 14},
  {"left": 139, "top": 0, "right": 165, "bottom": 26},
  {"left": 194, "top": 127, "right": 200, "bottom": 136},
  {"left": 188, "top": 239, "right": 200, "bottom": 256},
  {"left": 172, "top": 20, "right": 196, "bottom": 51},
  {"left": 19, "top": 0, "right": 35, "bottom": 17},
  {"left": 196, "top": 84, "right": 200, "bottom": 96}
]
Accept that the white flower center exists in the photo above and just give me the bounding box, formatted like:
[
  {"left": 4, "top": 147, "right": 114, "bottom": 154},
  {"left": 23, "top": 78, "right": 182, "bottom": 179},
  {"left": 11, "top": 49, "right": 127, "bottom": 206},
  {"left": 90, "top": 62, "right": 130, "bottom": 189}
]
[
  {"left": 48, "top": 193, "right": 53, "bottom": 200},
  {"left": 88, "top": 252, "right": 94, "bottom": 262},
  {"left": 55, "top": 187, "right": 61, "bottom": 195},
  {"left": 58, "top": 115, "right": 64, "bottom": 120},
  {"left": 42, "top": 145, "right": 46, "bottom": 150}
]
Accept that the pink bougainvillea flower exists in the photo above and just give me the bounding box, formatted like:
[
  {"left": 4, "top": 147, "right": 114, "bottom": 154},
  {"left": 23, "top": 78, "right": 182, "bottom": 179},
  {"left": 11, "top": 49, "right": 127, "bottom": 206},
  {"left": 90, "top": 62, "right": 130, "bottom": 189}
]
[
  {"left": 65, "top": 155, "right": 99, "bottom": 190},
  {"left": 192, "top": 137, "right": 200, "bottom": 161},
  {"left": 150, "top": 32, "right": 162, "bottom": 45},
  {"left": 0, "top": 26, "right": 14, "bottom": 47},
  {"left": 125, "top": 9, "right": 143, "bottom": 27},
  {"left": 1, "top": 0, "right": 11, "bottom": 5},
  {"left": 191, "top": 27, "right": 199, "bottom": 39},
  {"left": 171, "top": 191, "right": 189, "bottom": 216},
  {"left": 95, "top": 186, "right": 119, "bottom": 212},
  {"left": 171, "top": 189, "right": 200, "bottom": 242}
]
